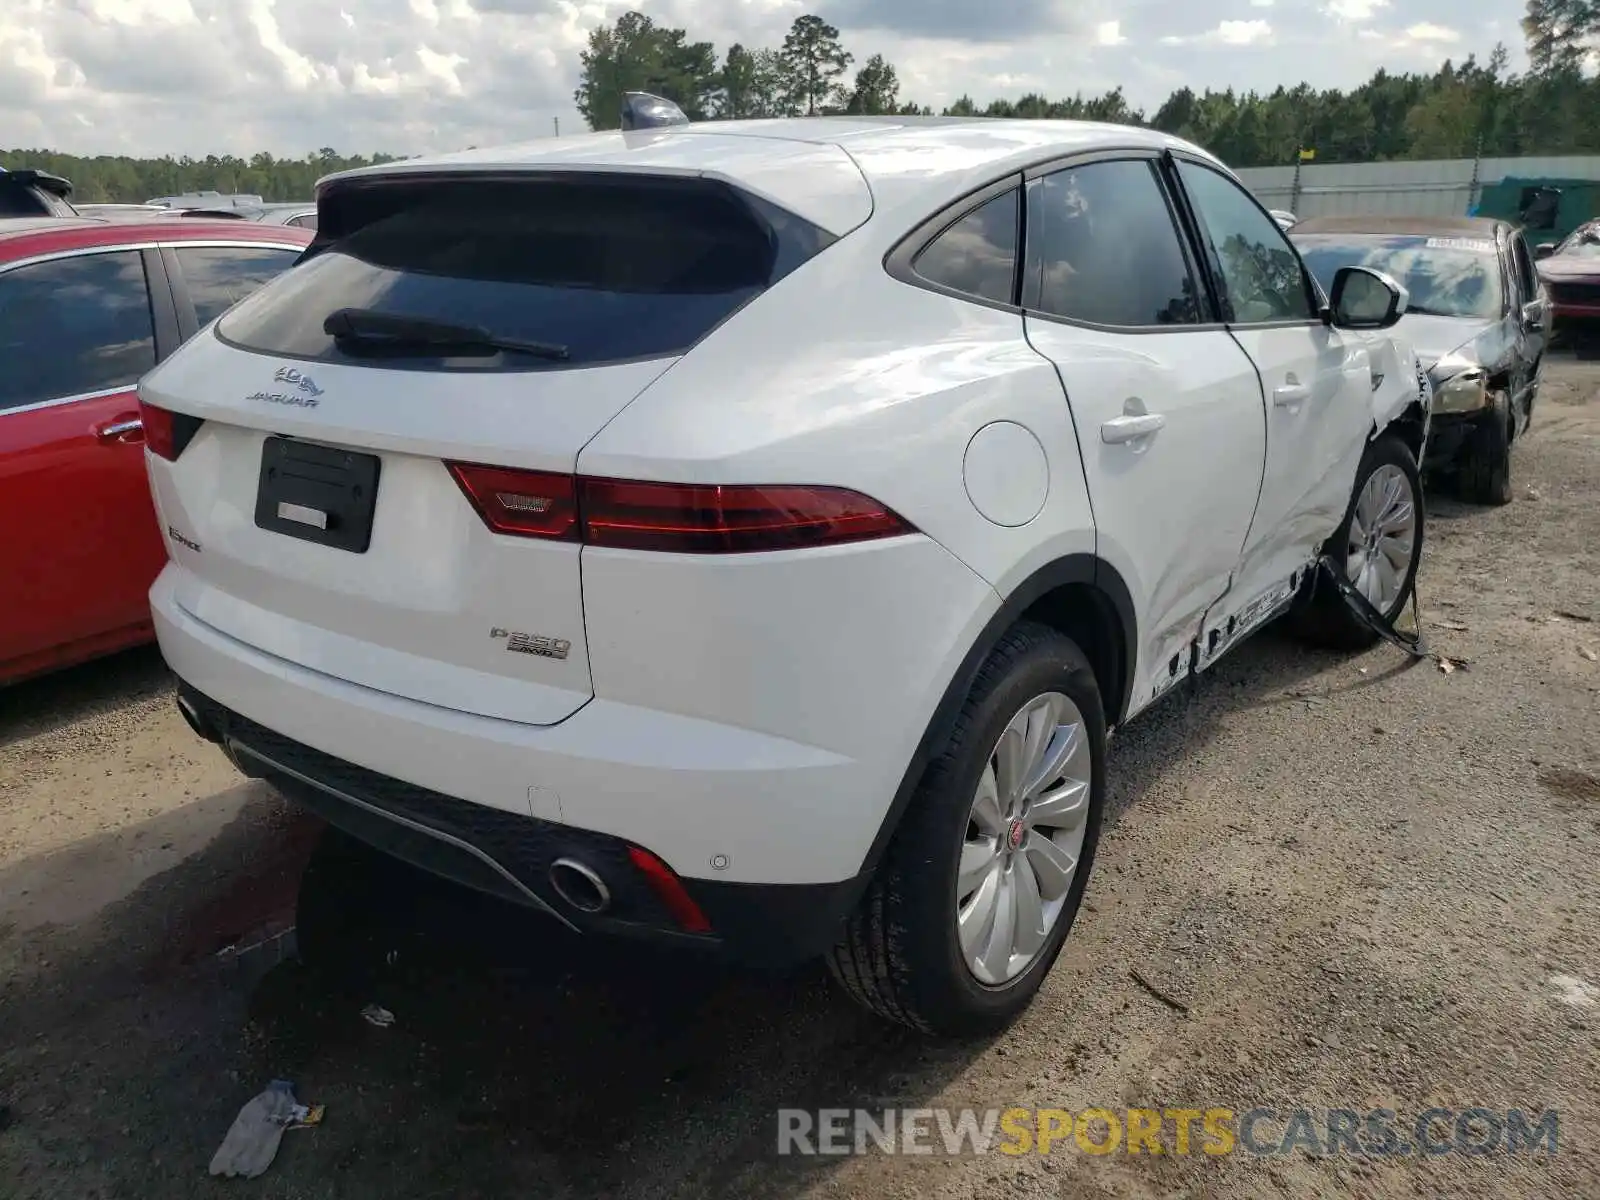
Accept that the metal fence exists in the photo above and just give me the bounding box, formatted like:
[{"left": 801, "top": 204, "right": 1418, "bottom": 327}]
[{"left": 1237, "top": 155, "right": 1600, "bottom": 219}]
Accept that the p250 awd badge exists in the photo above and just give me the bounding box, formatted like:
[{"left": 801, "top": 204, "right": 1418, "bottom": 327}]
[{"left": 490, "top": 628, "right": 571, "bottom": 660}]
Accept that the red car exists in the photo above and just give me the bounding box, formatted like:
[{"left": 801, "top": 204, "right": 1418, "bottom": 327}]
[
  {"left": 1535, "top": 220, "right": 1600, "bottom": 356},
  {"left": 0, "top": 214, "right": 313, "bottom": 684}
]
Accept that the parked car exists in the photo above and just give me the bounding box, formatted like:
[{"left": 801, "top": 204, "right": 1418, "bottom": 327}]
[
  {"left": 0, "top": 167, "right": 77, "bottom": 218},
  {"left": 169, "top": 203, "right": 317, "bottom": 229},
  {"left": 145, "top": 190, "right": 265, "bottom": 210},
  {"left": 141, "top": 109, "right": 1428, "bottom": 1035},
  {"left": 1533, "top": 219, "right": 1600, "bottom": 356},
  {"left": 73, "top": 203, "right": 173, "bottom": 220},
  {"left": 1269, "top": 208, "right": 1297, "bottom": 230},
  {"left": 0, "top": 217, "right": 312, "bottom": 685},
  {"left": 1292, "top": 215, "right": 1544, "bottom": 506}
]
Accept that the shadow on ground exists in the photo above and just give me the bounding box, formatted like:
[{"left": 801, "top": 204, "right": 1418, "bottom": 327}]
[{"left": 0, "top": 623, "right": 1401, "bottom": 1199}]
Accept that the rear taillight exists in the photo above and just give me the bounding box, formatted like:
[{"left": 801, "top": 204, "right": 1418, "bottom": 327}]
[
  {"left": 139, "top": 399, "right": 202, "bottom": 462},
  {"left": 445, "top": 464, "right": 578, "bottom": 540},
  {"left": 447, "top": 463, "right": 913, "bottom": 554}
]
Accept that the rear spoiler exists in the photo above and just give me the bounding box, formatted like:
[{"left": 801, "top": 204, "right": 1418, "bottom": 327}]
[{"left": 5, "top": 169, "right": 74, "bottom": 199}]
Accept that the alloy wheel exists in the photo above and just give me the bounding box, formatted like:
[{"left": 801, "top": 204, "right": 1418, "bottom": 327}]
[
  {"left": 956, "top": 691, "right": 1091, "bottom": 986},
  {"left": 1345, "top": 462, "right": 1416, "bottom": 615}
]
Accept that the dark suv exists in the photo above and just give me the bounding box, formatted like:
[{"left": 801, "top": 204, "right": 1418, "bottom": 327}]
[
  {"left": 0, "top": 168, "right": 77, "bottom": 219},
  {"left": 1293, "top": 215, "right": 1546, "bottom": 506}
]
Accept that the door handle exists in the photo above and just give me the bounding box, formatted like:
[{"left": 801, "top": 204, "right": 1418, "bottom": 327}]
[
  {"left": 1100, "top": 413, "right": 1166, "bottom": 444},
  {"left": 95, "top": 416, "right": 144, "bottom": 444},
  {"left": 1272, "top": 383, "right": 1311, "bottom": 408}
]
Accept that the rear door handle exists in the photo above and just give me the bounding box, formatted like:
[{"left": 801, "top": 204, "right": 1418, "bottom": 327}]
[
  {"left": 1100, "top": 413, "right": 1166, "bottom": 444},
  {"left": 1272, "top": 383, "right": 1311, "bottom": 408},
  {"left": 95, "top": 416, "right": 144, "bottom": 444}
]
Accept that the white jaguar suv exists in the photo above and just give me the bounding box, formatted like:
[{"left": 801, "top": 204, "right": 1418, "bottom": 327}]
[{"left": 139, "top": 106, "right": 1429, "bottom": 1035}]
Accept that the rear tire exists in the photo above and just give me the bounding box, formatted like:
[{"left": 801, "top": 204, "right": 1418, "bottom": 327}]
[
  {"left": 1457, "top": 403, "right": 1513, "bottom": 506},
  {"left": 827, "top": 622, "right": 1106, "bottom": 1036},
  {"left": 1291, "top": 433, "right": 1424, "bottom": 651}
]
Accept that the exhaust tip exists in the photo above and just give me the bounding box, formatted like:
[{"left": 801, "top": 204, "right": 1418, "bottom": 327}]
[
  {"left": 549, "top": 858, "right": 611, "bottom": 914},
  {"left": 176, "top": 693, "right": 220, "bottom": 744}
]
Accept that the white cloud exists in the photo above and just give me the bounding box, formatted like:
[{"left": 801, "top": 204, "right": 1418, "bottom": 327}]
[
  {"left": 0, "top": 0, "right": 1530, "bottom": 159},
  {"left": 1215, "top": 19, "right": 1272, "bottom": 44},
  {"left": 1161, "top": 17, "right": 1275, "bottom": 47},
  {"left": 1403, "top": 22, "right": 1460, "bottom": 42},
  {"left": 1325, "top": 0, "right": 1388, "bottom": 21}
]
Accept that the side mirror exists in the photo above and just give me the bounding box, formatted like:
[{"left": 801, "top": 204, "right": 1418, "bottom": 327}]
[
  {"left": 1535, "top": 242, "right": 1556, "bottom": 260},
  {"left": 1329, "top": 265, "right": 1407, "bottom": 331},
  {"left": 1522, "top": 300, "right": 1545, "bottom": 331}
]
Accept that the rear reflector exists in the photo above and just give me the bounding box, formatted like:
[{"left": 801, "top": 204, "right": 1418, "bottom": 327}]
[
  {"left": 627, "top": 846, "right": 713, "bottom": 933},
  {"left": 447, "top": 462, "right": 912, "bottom": 554},
  {"left": 139, "top": 399, "right": 202, "bottom": 462}
]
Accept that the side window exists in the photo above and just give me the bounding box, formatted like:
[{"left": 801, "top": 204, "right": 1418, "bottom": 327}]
[
  {"left": 288, "top": 213, "right": 317, "bottom": 230},
  {"left": 1025, "top": 159, "right": 1205, "bottom": 327},
  {"left": 911, "top": 189, "right": 1019, "bottom": 305},
  {"left": 0, "top": 251, "right": 155, "bottom": 412},
  {"left": 1175, "top": 161, "right": 1319, "bottom": 324},
  {"left": 173, "top": 245, "right": 301, "bottom": 327},
  {"left": 1511, "top": 235, "right": 1538, "bottom": 301}
]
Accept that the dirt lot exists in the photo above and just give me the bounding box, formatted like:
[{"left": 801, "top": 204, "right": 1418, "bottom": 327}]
[{"left": 3, "top": 364, "right": 1599, "bottom": 1200}]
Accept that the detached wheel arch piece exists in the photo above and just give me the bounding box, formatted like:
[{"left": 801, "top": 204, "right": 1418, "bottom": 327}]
[
  {"left": 1291, "top": 430, "right": 1425, "bottom": 651},
  {"left": 827, "top": 620, "right": 1106, "bottom": 1036}
]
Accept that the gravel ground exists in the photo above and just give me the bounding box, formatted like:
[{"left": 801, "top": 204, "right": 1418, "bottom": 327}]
[{"left": 2, "top": 363, "right": 1598, "bottom": 1200}]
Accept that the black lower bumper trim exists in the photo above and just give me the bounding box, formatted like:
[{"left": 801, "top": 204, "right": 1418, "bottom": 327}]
[
  {"left": 177, "top": 683, "right": 865, "bottom": 968},
  {"left": 1422, "top": 411, "right": 1484, "bottom": 469}
]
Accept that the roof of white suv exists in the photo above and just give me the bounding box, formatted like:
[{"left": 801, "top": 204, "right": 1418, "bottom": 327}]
[{"left": 319, "top": 117, "right": 1217, "bottom": 238}]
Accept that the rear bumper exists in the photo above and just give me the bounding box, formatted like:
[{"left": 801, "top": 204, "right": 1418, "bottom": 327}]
[{"left": 176, "top": 683, "right": 863, "bottom": 965}]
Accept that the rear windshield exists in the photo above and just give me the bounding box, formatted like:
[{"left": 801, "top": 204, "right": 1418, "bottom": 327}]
[
  {"left": 218, "top": 175, "right": 833, "bottom": 371},
  {"left": 1293, "top": 233, "right": 1504, "bottom": 320}
]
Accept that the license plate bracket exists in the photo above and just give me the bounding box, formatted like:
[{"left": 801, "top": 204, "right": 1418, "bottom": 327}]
[{"left": 254, "top": 436, "right": 381, "bottom": 553}]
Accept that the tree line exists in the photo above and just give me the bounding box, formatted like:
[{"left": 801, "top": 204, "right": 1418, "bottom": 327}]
[
  {"left": 9, "top": 1, "right": 1600, "bottom": 204},
  {"left": 576, "top": 6, "right": 1600, "bottom": 165},
  {"left": 0, "top": 148, "right": 401, "bottom": 206}
]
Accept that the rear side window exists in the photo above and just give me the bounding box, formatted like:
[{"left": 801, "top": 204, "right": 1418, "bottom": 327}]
[
  {"left": 912, "top": 190, "right": 1019, "bottom": 305},
  {"left": 1025, "top": 160, "right": 1205, "bottom": 327},
  {"left": 0, "top": 251, "right": 155, "bottom": 411},
  {"left": 287, "top": 213, "right": 317, "bottom": 229},
  {"left": 174, "top": 245, "right": 302, "bottom": 326},
  {"left": 219, "top": 177, "right": 834, "bottom": 371}
]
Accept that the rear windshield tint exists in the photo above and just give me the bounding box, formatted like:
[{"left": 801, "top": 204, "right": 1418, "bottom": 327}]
[{"left": 218, "top": 175, "right": 833, "bottom": 371}]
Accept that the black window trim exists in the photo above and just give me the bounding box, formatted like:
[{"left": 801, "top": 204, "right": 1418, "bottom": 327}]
[
  {"left": 883, "top": 172, "right": 1026, "bottom": 314},
  {"left": 160, "top": 239, "right": 308, "bottom": 339},
  {"left": 886, "top": 146, "right": 1236, "bottom": 335},
  {"left": 1018, "top": 149, "right": 1224, "bottom": 336},
  {"left": 0, "top": 243, "right": 179, "bottom": 416},
  {"left": 1165, "top": 149, "right": 1326, "bottom": 331}
]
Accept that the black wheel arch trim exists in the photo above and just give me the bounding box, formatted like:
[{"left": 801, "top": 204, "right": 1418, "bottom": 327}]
[{"left": 851, "top": 552, "right": 1135, "bottom": 885}]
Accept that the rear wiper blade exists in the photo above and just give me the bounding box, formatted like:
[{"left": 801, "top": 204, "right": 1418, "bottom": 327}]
[{"left": 323, "top": 308, "right": 570, "bottom": 360}]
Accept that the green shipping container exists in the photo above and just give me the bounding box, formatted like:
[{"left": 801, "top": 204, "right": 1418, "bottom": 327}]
[{"left": 1474, "top": 176, "right": 1600, "bottom": 245}]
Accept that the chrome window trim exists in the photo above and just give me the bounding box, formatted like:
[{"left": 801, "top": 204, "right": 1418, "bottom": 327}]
[
  {"left": 0, "top": 384, "right": 137, "bottom": 419},
  {"left": 0, "top": 239, "right": 306, "bottom": 277}
]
